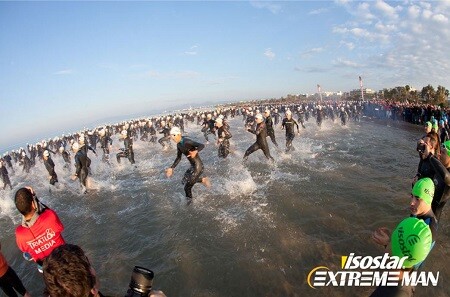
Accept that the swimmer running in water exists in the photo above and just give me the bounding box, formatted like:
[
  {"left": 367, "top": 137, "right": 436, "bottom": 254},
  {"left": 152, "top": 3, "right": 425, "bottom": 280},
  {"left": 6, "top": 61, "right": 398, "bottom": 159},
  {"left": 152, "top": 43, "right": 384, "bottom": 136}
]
[
  {"left": 71, "top": 143, "right": 89, "bottom": 194},
  {"left": 43, "top": 150, "right": 58, "bottom": 187},
  {"left": 0, "top": 160, "right": 12, "bottom": 190},
  {"left": 281, "top": 110, "right": 299, "bottom": 153},
  {"left": 243, "top": 114, "right": 274, "bottom": 162},
  {"left": 264, "top": 109, "right": 279, "bottom": 148},
  {"left": 116, "top": 130, "right": 135, "bottom": 164},
  {"left": 165, "top": 127, "right": 210, "bottom": 204},
  {"left": 215, "top": 117, "right": 232, "bottom": 158}
]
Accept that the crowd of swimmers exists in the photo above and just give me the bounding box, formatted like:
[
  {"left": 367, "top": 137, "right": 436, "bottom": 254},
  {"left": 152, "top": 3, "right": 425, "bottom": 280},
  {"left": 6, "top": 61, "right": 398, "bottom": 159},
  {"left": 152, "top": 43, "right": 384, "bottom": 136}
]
[{"left": 1, "top": 99, "right": 444, "bottom": 296}]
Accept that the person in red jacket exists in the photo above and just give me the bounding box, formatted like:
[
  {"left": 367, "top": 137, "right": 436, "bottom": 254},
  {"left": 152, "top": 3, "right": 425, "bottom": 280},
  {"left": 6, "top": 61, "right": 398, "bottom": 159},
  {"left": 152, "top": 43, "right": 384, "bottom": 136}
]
[{"left": 14, "top": 187, "right": 65, "bottom": 271}]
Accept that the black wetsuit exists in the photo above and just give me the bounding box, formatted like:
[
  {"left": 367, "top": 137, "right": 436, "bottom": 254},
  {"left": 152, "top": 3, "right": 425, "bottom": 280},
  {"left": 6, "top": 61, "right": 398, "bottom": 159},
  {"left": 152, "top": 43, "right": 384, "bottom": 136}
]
[
  {"left": 61, "top": 150, "right": 71, "bottom": 166},
  {"left": 273, "top": 112, "right": 281, "bottom": 126},
  {"left": 428, "top": 156, "right": 450, "bottom": 221},
  {"left": 202, "top": 119, "right": 216, "bottom": 142},
  {"left": 440, "top": 128, "right": 449, "bottom": 144},
  {"left": 116, "top": 137, "right": 135, "bottom": 164},
  {"left": 21, "top": 155, "right": 32, "bottom": 173},
  {"left": 99, "top": 135, "right": 112, "bottom": 162},
  {"left": 340, "top": 110, "right": 348, "bottom": 125},
  {"left": 3, "top": 155, "right": 13, "bottom": 169},
  {"left": 265, "top": 115, "right": 278, "bottom": 147},
  {"left": 74, "top": 149, "right": 89, "bottom": 188},
  {"left": 158, "top": 126, "right": 171, "bottom": 148},
  {"left": 149, "top": 126, "right": 157, "bottom": 143},
  {"left": 217, "top": 125, "right": 232, "bottom": 158},
  {"left": 170, "top": 137, "right": 205, "bottom": 201},
  {"left": 296, "top": 111, "right": 306, "bottom": 128},
  {"left": 243, "top": 122, "right": 274, "bottom": 161},
  {"left": 0, "top": 166, "right": 12, "bottom": 190},
  {"left": 416, "top": 154, "right": 450, "bottom": 221},
  {"left": 80, "top": 144, "right": 96, "bottom": 174},
  {"left": 281, "top": 117, "right": 299, "bottom": 152},
  {"left": 316, "top": 109, "right": 324, "bottom": 127},
  {"left": 44, "top": 157, "right": 58, "bottom": 185}
]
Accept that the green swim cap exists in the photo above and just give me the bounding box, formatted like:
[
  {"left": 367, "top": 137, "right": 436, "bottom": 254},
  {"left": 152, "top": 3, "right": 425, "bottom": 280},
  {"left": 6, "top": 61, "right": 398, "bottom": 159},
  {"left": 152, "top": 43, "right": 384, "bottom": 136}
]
[
  {"left": 391, "top": 217, "right": 432, "bottom": 268},
  {"left": 432, "top": 123, "right": 438, "bottom": 131},
  {"left": 425, "top": 121, "right": 432, "bottom": 128},
  {"left": 443, "top": 140, "right": 450, "bottom": 157},
  {"left": 412, "top": 178, "right": 434, "bottom": 205}
]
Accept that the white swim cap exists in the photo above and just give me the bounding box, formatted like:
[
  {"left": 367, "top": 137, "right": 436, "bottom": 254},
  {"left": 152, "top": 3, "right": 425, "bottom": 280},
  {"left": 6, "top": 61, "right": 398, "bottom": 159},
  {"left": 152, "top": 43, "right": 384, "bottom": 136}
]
[
  {"left": 215, "top": 118, "right": 223, "bottom": 124},
  {"left": 121, "top": 130, "right": 128, "bottom": 136},
  {"left": 59, "top": 146, "right": 64, "bottom": 153},
  {"left": 255, "top": 114, "right": 263, "bottom": 120},
  {"left": 170, "top": 127, "right": 181, "bottom": 135},
  {"left": 43, "top": 150, "right": 49, "bottom": 157},
  {"left": 286, "top": 110, "right": 292, "bottom": 115},
  {"left": 72, "top": 142, "right": 80, "bottom": 151}
]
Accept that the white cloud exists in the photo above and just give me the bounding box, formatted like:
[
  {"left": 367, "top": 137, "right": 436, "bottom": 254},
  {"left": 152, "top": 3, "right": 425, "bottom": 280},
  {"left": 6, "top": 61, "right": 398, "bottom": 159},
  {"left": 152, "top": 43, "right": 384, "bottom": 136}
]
[
  {"left": 53, "top": 69, "right": 73, "bottom": 75},
  {"left": 174, "top": 71, "right": 200, "bottom": 79},
  {"left": 408, "top": 5, "right": 421, "bottom": 18},
  {"left": 333, "top": 58, "right": 362, "bottom": 68},
  {"left": 184, "top": 45, "right": 199, "bottom": 56},
  {"left": 301, "top": 47, "right": 324, "bottom": 57},
  {"left": 250, "top": 1, "right": 282, "bottom": 14},
  {"left": 374, "top": 0, "right": 398, "bottom": 18},
  {"left": 432, "top": 13, "right": 448, "bottom": 23},
  {"left": 308, "top": 8, "right": 328, "bottom": 15},
  {"left": 330, "top": 0, "right": 450, "bottom": 87},
  {"left": 374, "top": 21, "right": 396, "bottom": 33},
  {"left": 264, "top": 48, "right": 275, "bottom": 60},
  {"left": 422, "top": 9, "right": 433, "bottom": 19},
  {"left": 145, "top": 70, "right": 200, "bottom": 79},
  {"left": 334, "top": 0, "right": 350, "bottom": 5},
  {"left": 339, "top": 41, "right": 355, "bottom": 50}
]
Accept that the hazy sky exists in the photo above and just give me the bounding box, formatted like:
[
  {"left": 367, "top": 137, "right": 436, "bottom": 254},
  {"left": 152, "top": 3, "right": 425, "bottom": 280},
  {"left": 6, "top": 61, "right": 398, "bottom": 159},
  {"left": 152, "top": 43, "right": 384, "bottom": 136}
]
[{"left": 1, "top": 1, "right": 450, "bottom": 149}]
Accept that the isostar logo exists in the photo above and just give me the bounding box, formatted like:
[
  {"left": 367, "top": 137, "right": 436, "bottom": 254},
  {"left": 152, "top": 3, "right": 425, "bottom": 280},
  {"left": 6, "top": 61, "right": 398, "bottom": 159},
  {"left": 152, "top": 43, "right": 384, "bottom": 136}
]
[{"left": 307, "top": 253, "right": 439, "bottom": 288}]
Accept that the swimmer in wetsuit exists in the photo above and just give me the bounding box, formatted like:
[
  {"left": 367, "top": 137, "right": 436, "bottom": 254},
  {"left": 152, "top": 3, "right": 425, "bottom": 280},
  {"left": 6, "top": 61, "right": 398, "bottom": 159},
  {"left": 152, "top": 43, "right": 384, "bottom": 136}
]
[
  {"left": 281, "top": 110, "right": 300, "bottom": 153},
  {"left": 116, "top": 130, "right": 135, "bottom": 164},
  {"left": 165, "top": 127, "right": 210, "bottom": 204},
  {"left": 201, "top": 114, "right": 216, "bottom": 143},
  {"left": 158, "top": 121, "right": 171, "bottom": 150},
  {"left": 264, "top": 109, "right": 278, "bottom": 148},
  {"left": 0, "top": 161, "right": 12, "bottom": 190},
  {"left": 98, "top": 128, "right": 112, "bottom": 163},
  {"left": 43, "top": 150, "right": 58, "bottom": 186},
  {"left": 59, "top": 146, "right": 71, "bottom": 169},
  {"left": 243, "top": 114, "right": 274, "bottom": 162},
  {"left": 71, "top": 143, "right": 89, "bottom": 194},
  {"left": 215, "top": 117, "right": 232, "bottom": 158}
]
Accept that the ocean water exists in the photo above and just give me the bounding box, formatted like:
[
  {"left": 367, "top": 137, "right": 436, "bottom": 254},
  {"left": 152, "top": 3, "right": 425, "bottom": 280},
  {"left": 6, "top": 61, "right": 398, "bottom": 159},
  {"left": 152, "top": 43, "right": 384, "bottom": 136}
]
[{"left": 0, "top": 117, "right": 449, "bottom": 297}]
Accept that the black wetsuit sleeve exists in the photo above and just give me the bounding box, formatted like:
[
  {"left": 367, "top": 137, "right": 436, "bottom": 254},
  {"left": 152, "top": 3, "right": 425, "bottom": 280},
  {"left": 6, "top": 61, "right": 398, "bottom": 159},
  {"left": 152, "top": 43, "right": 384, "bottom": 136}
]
[
  {"left": 247, "top": 128, "right": 256, "bottom": 134},
  {"left": 88, "top": 146, "right": 96, "bottom": 154},
  {"left": 75, "top": 155, "right": 81, "bottom": 176},
  {"left": 281, "top": 119, "right": 285, "bottom": 129},
  {"left": 171, "top": 147, "right": 183, "bottom": 169},
  {"left": 416, "top": 159, "right": 423, "bottom": 177},
  {"left": 224, "top": 128, "right": 232, "bottom": 139},
  {"left": 429, "top": 156, "right": 450, "bottom": 186},
  {"left": 187, "top": 139, "right": 204, "bottom": 152},
  {"left": 293, "top": 119, "right": 299, "bottom": 132}
]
